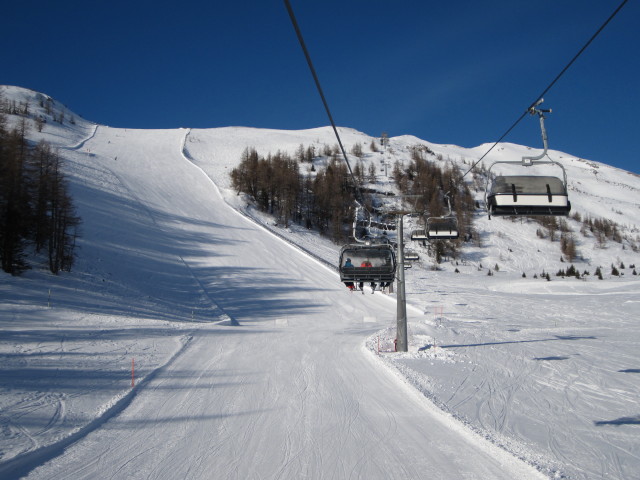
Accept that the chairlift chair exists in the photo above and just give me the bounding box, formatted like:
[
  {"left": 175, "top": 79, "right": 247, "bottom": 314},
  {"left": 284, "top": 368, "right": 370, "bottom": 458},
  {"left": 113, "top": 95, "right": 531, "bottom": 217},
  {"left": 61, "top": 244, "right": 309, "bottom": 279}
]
[
  {"left": 487, "top": 174, "right": 570, "bottom": 217},
  {"left": 426, "top": 216, "right": 459, "bottom": 240},
  {"left": 410, "top": 228, "right": 429, "bottom": 241},
  {"left": 338, "top": 243, "right": 397, "bottom": 284},
  {"left": 404, "top": 249, "right": 420, "bottom": 261},
  {"left": 485, "top": 99, "right": 570, "bottom": 218},
  {"left": 425, "top": 193, "right": 459, "bottom": 240}
]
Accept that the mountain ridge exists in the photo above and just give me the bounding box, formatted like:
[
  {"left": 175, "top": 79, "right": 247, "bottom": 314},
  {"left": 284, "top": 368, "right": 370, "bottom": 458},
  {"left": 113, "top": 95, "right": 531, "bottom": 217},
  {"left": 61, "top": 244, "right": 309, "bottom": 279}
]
[{"left": 2, "top": 84, "right": 639, "bottom": 278}]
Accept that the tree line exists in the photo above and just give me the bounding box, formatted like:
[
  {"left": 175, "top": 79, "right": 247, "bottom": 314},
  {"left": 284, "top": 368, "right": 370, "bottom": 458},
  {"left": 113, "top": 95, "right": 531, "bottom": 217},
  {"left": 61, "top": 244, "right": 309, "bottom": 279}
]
[
  {"left": 0, "top": 105, "right": 80, "bottom": 275},
  {"left": 230, "top": 147, "right": 355, "bottom": 242},
  {"left": 530, "top": 208, "right": 636, "bottom": 263},
  {"left": 230, "top": 144, "right": 474, "bottom": 252}
]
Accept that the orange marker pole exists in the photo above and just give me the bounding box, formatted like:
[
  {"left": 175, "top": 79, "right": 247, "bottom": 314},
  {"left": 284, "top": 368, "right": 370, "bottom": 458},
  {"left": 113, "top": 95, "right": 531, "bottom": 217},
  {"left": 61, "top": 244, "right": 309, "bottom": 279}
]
[{"left": 131, "top": 358, "right": 135, "bottom": 387}]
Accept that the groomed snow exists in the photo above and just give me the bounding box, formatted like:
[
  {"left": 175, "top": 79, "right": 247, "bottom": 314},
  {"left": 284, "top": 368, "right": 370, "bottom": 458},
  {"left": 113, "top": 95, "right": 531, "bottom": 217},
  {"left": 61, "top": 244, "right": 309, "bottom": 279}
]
[{"left": 1, "top": 86, "right": 639, "bottom": 479}]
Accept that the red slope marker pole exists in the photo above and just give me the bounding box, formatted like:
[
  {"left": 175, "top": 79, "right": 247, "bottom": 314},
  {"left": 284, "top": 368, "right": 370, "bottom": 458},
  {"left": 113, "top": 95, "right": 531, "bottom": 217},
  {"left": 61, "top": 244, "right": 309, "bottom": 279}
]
[{"left": 131, "top": 358, "right": 135, "bottom": 387}]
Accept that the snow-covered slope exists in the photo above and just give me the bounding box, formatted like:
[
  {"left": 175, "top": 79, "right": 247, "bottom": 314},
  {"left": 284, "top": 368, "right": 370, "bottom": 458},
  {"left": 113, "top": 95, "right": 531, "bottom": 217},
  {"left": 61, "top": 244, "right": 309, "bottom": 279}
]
[{"left": 1, "top": 86, "right": 639, "bottom": 479}]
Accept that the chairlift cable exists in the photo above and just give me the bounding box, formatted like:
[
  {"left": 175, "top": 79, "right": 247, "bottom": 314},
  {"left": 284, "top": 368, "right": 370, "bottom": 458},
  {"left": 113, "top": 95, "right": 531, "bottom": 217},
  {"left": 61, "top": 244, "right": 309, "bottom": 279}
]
[
  {"left": 283, "top": 0, "right": 367, "bottom": 210},
  {"left": 528, "top": 0, "right": 629, "bottom": 113},
  {"left": 449, "top": 0, "right": 630, "bottom": 192}
]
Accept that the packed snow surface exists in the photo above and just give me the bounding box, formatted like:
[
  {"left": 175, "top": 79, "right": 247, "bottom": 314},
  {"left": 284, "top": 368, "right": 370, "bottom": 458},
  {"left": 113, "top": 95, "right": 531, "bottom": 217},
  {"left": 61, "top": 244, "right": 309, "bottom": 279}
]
[{"left": 1, "top": 86, "right": 639, "bottom": 479}]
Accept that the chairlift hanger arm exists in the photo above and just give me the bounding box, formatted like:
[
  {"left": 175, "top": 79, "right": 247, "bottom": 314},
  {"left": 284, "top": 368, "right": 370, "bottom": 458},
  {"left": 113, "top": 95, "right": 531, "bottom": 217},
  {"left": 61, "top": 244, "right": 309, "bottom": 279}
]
[
  {"left": 522, "top": 100, "right": 551, "bottom": 165},
  {"left": 443, "top": 192, "right": 453, "bottom": 218}
]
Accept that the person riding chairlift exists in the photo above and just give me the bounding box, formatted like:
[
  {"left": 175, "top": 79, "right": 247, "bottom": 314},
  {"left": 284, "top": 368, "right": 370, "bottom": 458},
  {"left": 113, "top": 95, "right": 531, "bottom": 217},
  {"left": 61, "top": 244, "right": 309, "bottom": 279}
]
[
  {"left": 343, "top": 258, "right": 355, "bottom": 290},
  {"left": 360, "top": 259, "right": 376, "bottom": 292}
]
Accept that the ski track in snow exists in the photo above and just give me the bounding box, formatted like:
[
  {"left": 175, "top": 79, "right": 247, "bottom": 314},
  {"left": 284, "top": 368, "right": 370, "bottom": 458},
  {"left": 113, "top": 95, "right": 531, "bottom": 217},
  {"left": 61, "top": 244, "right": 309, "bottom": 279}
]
[
  {"left": 388, "top": 268, "right": 640, "bottom": 480},
  {"left": 4, "top": 126, "right": 544, "bottom": 480},
  {"left": 2, "top": 87, "right": 640, "bottom": 479}
]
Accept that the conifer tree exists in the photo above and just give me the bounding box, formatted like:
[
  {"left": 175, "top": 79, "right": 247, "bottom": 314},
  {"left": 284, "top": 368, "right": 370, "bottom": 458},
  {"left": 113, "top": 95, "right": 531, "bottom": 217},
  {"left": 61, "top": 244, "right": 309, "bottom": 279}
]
[
  {"left": 351, "top": 142, "right": 363, "bottom": 158},
  {"left": 0, "top": 115, "right": 79, "bottom": 274},
  {"left": 0, "top": 119, "right": 31, "bottom": 274}
]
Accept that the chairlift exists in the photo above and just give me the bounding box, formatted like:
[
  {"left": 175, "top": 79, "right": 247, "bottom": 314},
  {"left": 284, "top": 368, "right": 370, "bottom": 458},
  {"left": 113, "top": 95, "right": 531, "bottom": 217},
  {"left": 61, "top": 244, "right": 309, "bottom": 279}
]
[
  {"left": 339, "top": 205, "right": 397, "bottom": 287},
  {"left": 408, "top": 212, "right": 430, "bottom": 241},
  {"left": 338, "top": 243, "right": 397, "bottom": 284},
  {"left": 410, "top": 228, "right": 429, "bottom": 241},
  {"left": 485, "top": 100, "right": 571, "bottom": 218},
  {"left": 426, "top": 217, "right": 459, "bottom": 240},
  {"left": 487, "top": 174, "right": 570, "bottom": 216},
  {"left": 404, "top": 249, "right": 420, "bottom": 261},
  {"left": 426, "top": 194, "right": 459, "bottom": 240}
]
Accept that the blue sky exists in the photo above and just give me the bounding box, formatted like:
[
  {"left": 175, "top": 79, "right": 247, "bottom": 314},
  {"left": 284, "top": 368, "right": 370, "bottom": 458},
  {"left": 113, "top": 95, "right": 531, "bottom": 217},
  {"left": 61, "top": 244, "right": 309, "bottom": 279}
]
[{"left": 3, "top": 1, "right": 638, "bottom": 173}]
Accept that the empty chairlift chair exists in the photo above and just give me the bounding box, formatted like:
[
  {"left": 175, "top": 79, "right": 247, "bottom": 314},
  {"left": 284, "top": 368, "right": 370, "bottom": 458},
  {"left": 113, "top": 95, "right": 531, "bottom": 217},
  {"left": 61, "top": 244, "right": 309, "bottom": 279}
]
[
  {"left": 426, "top": 216, "right": 459, "bottom": 240},
  {"left": 487, "top": 174, "right": 570, "bottom": 217},
  {"left": 485, "top": 99, "right": 571, "bottom": 218},
  {"left": 410, "top": 228, "right": 429, "bottom": 241},
  {"left": 404, "top": 249, "right": 420, "bottom": 261},
  {"left": 424, "top": 193, "right": 459, "bottom": 240}
]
